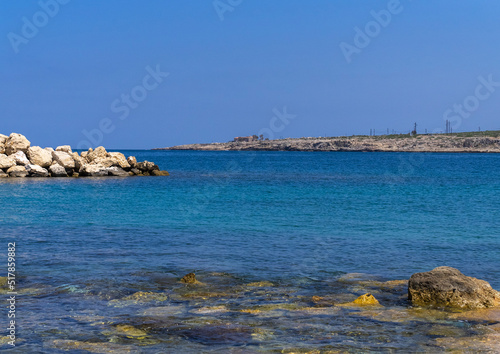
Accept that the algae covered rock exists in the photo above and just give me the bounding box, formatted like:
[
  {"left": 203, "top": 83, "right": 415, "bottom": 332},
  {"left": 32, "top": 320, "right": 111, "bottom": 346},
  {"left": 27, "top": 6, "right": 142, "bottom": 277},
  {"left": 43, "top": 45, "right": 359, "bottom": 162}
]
[
  {"left": 181, "top": 273, "right": 197, "bottom": 284},
  {"left": 408, "top": 266, "right": 500, "bottom": 310},
  {"left": 353, "top": 293, "right": 380, "bottom": 306}
]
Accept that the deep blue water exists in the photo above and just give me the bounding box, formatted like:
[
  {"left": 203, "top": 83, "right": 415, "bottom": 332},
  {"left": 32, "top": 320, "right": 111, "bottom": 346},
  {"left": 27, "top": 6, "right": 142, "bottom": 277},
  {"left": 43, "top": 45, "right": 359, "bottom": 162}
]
[{"left": 1, "top": 151, "right": 499, "bottom": 352}]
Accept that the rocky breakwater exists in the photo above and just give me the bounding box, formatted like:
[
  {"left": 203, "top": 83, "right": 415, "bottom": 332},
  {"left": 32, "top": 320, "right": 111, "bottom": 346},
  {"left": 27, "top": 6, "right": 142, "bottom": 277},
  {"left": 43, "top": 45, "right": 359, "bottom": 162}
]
[{"left": 0, "top": 133, "right": 169, "bottom": 178}]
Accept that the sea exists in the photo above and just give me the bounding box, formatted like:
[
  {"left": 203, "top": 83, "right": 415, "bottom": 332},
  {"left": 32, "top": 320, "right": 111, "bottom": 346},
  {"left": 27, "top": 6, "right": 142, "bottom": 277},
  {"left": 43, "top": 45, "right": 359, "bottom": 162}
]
[{"left": 1, "top": 151, "right": 499, "bottom": 352}]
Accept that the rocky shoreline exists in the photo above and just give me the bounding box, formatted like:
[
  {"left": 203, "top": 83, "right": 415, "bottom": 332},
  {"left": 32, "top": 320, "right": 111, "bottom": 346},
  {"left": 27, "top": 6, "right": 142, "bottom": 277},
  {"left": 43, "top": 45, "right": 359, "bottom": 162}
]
[
  {"left": 0, "top": 133, "right": 169, "bottom": 178},
  {"left": 158, "top": 131, "right": 500, "bottom": 153},
  {"left": 3, "top": 266, "right": 499, "bottom": 352}
]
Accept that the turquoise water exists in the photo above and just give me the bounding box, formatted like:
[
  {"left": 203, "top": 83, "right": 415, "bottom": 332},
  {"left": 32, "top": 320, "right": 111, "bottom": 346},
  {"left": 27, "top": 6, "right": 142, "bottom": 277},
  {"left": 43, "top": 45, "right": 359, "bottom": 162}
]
[{"left": 1, "top": 151, "right": 500, "bottom": 352}]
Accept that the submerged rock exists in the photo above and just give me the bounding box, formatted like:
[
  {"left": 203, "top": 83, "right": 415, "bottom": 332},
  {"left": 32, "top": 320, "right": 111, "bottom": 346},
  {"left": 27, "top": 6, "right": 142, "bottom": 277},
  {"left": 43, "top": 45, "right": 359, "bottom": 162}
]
[
  {"left": 181, "top": 273, "right": 198, "bottom": 284},
  {"left": 151, "top": 170, "right": 170, "bottom": 176},
  {"left": 50, "top": 340, "right": 136, "bottom": 353},
  {"left": 353, "top": 293, "right": 380, "bottom": 306},
  {"left": 408, "top": 266, "right": 500, "bottom": 310},
  {"left": 113, "top": 324, "right": 148, "bottom": 338}
]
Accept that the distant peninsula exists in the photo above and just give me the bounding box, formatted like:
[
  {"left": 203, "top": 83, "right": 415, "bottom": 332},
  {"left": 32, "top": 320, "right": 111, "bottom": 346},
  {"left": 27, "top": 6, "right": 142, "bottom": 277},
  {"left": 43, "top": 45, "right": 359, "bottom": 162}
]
[{"left": 156, "top": 131, "right": 500, "bottom": 153}]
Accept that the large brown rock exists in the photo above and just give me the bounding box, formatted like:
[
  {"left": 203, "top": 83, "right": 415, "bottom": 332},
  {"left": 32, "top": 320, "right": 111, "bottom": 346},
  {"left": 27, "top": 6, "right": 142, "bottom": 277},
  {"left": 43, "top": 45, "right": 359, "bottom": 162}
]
[
  {"left": 5, "top": 133, "right": 30, "bottom": 155},
  {"left": 408, "top": 266, "right": 500, "bottom": 310},
  {"left": 28, "top": 146, "right": 53, "bottom": 168}
]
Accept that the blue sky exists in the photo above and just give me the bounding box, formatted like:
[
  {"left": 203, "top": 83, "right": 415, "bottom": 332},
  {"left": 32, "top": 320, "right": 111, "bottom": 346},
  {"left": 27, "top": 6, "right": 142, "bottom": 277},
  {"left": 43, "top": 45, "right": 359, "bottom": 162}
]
[{"left": 1, "top": 0, "right": 500, "bottom": 149}]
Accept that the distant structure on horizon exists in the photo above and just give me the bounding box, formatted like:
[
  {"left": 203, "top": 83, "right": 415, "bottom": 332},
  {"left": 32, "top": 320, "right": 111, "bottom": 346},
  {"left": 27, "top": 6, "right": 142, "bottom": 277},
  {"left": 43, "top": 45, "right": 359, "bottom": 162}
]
[{"left": 233, "top": 135, "right": 259, "bottom": 143}]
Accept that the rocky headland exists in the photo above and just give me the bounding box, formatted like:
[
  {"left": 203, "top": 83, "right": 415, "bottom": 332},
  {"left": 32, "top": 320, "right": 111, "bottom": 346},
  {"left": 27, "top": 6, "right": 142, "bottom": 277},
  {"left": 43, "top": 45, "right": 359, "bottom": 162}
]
[
  {"left": 158, "top": 131, "right": 500, "bottom": 153},
  {"left": 0, "top": 133, "right": 169, "bottom": 178}
]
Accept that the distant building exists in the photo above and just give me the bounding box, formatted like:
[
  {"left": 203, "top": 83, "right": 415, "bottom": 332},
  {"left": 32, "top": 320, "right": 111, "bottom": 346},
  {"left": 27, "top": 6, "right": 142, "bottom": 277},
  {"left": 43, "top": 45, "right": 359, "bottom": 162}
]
[{"left": 233, "top": 135, "right": 258, "bottom": 143}]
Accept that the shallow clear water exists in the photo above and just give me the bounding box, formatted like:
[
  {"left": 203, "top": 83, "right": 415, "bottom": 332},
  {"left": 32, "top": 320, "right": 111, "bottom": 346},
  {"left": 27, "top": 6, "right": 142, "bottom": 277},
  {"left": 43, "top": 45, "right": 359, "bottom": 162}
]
[{"left": 1, "top": 151, "right": 499, "bottom": 352}]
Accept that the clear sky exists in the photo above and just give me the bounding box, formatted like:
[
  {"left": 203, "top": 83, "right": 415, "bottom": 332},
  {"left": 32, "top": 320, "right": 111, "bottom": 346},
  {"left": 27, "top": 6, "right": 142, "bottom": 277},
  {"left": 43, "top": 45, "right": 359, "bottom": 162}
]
[{"left": 1, "top": 0, "right": 500, "bottom": 149}]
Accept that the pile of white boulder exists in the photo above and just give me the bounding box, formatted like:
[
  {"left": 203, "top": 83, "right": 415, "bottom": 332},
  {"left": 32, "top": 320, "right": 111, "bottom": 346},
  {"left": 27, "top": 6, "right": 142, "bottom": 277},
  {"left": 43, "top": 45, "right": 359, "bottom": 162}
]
[{"left": 0, "top": 133, "right": 169, "bottom": 178}]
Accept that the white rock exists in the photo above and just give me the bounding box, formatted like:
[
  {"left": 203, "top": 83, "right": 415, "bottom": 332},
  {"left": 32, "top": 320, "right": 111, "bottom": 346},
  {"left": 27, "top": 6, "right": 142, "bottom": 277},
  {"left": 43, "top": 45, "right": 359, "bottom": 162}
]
[
  {"left": 0, "top": 154, "right": 16, "bottom": 169},
  {"left": 45, "top": 147, "right": 54, "bottom": 153},
  {"left": 27, "top": 146, "right": 53, "bottom": 168},
  {"left": 26, "top": 164, "right": 49, "bottom": 177},
  {"left": 106, "top": 166, "right": 129, "bottom": 177},
  {"left": 51, "top": 151, "right": 75, "bottom": 169},
  {"left": 56, "top": 145, "right": 72, "bottom": 154},
  {"left": 5, "top": 133, "right": 30, "bottom": 155},
  {"left": 49, "top": 164, "right": 68, "bottom": 177},
  {"left": 12, "top": 151, "right": 30, "bottom": 166},
  {"left": 80, "top": 164, "right": 108, "bottom": 177}
]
